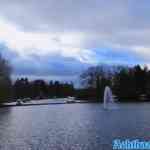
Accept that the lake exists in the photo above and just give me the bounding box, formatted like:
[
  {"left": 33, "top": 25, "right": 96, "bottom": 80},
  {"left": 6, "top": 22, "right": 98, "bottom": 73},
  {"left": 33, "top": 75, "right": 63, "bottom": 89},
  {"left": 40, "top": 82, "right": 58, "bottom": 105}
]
[{"left": 0, "top": 102, "right": 150, "bottom": 150}]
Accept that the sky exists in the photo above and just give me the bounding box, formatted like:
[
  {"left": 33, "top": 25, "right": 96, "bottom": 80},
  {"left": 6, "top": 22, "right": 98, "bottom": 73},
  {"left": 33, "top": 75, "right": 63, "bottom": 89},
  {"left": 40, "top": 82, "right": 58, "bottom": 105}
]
[{"left": 0, "top": 0, "right": 150, "bottom": 86}]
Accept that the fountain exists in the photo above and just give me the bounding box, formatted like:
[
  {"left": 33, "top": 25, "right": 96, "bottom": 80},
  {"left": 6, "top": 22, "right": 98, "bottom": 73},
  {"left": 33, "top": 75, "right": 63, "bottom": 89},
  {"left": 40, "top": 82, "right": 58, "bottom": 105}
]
[{"left": 103, "top": 86, "right": 114, "bottom": 109}]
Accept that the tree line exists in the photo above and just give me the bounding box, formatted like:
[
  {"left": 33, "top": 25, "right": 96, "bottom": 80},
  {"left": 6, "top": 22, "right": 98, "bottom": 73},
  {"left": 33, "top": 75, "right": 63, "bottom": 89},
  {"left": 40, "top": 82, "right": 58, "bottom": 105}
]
[
  {"left": 0, "top": 54, "right": 74, "bottom": 103},
  {"left": 13, "top": 78, "right": 74, "bottom": 100},
  {"left": 79, "top": 64, "right": 150, "bottom": 102},
  {"left": 1, "top": 53, "right": 150, "bottom": 103}
]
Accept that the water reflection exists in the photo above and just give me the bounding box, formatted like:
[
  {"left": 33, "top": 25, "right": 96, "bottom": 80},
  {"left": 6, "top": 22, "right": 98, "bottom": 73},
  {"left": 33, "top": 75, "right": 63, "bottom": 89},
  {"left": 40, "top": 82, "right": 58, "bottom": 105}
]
[{"left": 0, "top": 103, "right": 150, "bottom": 149}]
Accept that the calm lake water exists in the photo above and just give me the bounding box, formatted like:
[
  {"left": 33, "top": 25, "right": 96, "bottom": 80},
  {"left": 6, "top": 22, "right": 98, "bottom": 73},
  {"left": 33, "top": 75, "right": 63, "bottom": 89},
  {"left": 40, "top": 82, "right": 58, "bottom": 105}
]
[{"left": 0, "top": 102, "right": 150, "bottom": 150}]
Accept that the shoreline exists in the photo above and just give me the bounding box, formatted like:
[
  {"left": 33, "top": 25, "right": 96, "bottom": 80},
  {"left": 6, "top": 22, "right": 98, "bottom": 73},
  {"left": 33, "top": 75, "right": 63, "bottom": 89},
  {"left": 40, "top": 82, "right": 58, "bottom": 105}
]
[
  {"left": 0, "top": 99, "right": 150, "bottom": 108},
  {"left": 0, "top": 100, "right": 96, "bottom": 108}
]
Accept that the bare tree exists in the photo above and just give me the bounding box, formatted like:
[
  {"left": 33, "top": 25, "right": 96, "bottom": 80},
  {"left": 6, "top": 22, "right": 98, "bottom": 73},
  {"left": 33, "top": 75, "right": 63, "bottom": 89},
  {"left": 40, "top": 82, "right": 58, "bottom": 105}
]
[
  {"left": 80, "top": 64, "right": 117, "bottom": 88},
  {"left": 80, "top": 64, "right": 117, "bottom": 101}
]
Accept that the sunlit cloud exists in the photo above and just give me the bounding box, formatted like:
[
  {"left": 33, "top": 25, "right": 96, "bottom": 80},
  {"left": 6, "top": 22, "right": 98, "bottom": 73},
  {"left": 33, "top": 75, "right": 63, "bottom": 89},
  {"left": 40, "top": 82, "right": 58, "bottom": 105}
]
[
  {"left": 1, "top": 0, "right": 150, "bottom": 81},
  {"left": 0, "top": 18, "right": 96, "bottom": 64}
]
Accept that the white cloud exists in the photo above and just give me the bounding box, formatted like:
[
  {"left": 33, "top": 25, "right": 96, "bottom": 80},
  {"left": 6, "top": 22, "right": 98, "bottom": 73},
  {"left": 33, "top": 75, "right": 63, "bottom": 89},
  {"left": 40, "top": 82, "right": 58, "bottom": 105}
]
[
  {"left": 0, "top": 0, "right": 150, "bottom": 64},
  {"left": 0, "top": 18, "right": 96, "bottom": 64}
]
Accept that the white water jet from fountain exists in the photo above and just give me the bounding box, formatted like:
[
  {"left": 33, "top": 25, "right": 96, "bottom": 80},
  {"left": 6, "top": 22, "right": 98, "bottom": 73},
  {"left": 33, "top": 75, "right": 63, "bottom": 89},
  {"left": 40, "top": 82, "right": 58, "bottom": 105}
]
[{"left": 103, "top": 86, "right": 117, "bottom": 109}]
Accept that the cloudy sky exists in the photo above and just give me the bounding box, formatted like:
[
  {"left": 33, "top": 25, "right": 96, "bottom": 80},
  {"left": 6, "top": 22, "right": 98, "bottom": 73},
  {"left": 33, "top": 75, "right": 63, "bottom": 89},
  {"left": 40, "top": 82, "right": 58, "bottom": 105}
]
[{"left": 0, "top": 0, "right": 150, "bottom": 85}]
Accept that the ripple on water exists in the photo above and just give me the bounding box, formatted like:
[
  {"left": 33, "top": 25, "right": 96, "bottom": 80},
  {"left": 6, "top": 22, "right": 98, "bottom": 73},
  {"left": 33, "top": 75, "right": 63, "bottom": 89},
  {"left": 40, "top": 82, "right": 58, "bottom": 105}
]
[{"left": 0, "top": 103, "right": 150, "bottom": 149}]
